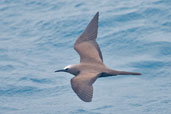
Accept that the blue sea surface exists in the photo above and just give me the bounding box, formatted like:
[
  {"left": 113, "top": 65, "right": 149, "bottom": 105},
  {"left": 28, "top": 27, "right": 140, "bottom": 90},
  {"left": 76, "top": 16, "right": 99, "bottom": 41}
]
[{"left": 0, "top": 0, "right": 171, "bottom": 114}]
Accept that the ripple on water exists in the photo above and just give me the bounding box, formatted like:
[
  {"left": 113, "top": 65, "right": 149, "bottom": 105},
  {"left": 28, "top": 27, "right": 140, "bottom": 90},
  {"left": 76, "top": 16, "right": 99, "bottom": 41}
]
[
  {"left": 19, "top": 77, "right": 52, "bottom": 84},
  {"left": 0, "top": 0, "right": 171, "bottom": 113},
  {"left": 0, "top": 65, "right": 15, "bottom": 71},
  {"left": 0, "top": 86, "right": 41, "bottom": 96}
]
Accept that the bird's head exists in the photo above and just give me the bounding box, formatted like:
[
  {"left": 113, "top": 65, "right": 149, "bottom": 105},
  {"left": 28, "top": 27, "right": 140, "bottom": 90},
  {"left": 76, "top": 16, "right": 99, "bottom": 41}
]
[
  {"left": 55, "top": 65, "right": 72, "bottom": 73},
  {"left": 55, "top": 65, "right": 79, "bottom": 75}
]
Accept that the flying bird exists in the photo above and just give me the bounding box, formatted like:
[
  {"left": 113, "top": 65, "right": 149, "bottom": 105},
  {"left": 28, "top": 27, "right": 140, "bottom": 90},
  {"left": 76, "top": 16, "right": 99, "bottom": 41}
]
[{"left": 55, "top": 12, "right": 141, "bottom": 102}]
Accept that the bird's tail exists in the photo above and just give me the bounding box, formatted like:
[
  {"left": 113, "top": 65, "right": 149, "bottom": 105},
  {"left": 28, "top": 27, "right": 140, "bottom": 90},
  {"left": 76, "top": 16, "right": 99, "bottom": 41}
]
[
  {"left": 109, "top": 69, "right": 141, "bottom": 76},
  {"left": 118, "top": 71, "right": 141, "bottom": 75}
]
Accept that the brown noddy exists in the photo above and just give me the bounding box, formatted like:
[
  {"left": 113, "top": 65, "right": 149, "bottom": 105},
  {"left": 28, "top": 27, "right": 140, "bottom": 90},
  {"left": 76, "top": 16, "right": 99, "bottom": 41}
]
[{"left": 55, "top": 12, "right": 141, "bottom": 102}]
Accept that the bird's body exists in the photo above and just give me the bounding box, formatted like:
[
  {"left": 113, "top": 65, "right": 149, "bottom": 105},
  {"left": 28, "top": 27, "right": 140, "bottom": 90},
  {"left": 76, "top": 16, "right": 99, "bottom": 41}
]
[{"left": 55, "top": 12, "right": 141, "bottom": 102}]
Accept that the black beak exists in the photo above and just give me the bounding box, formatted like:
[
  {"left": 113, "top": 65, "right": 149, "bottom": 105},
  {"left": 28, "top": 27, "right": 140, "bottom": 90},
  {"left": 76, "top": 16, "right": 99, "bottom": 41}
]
[{"left": 55, "top": 69, "right": 65, "bottom": 72}]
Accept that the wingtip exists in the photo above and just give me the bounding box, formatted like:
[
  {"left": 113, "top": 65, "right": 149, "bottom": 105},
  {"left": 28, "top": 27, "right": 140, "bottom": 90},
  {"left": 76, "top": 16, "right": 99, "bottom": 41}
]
[
  {"left": 95, "top": 11, "right": 99, "bottom": 17},
  {"left": 96, "top": 11, "right": 99, "bottom": 15},
  {"left": 82, "top": 97, "right": 92, "bottom": 102},
  {"left": 84, "top": 99, "right": 92, "bottom": 102}
]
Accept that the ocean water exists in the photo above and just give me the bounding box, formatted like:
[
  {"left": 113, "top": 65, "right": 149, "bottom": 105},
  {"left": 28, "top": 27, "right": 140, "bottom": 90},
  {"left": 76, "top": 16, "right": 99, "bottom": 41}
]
[{"left": 0, "top": 0, "right": 171, "bottom": 114}]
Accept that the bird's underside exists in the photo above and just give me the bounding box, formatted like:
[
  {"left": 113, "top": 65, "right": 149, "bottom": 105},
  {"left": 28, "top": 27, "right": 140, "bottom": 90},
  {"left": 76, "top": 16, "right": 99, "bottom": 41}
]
[{"left": 56, "top": 12, "right": 141, "bottom": 102}]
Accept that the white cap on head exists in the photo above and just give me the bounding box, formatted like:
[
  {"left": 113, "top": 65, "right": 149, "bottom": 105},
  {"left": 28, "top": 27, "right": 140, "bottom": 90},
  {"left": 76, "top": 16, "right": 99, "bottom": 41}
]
[{"left": 64, "top": 65, "right": 72, "bottom": 69}]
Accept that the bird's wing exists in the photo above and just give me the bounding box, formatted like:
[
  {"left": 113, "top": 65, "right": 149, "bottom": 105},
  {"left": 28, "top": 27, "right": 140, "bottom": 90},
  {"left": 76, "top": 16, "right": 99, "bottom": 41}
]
[
  {"left": 71, "top": 72, "right": 99, "bottom": 102},
  {"left": 74, "top": 12, "right": 103, "bottom": 64}
]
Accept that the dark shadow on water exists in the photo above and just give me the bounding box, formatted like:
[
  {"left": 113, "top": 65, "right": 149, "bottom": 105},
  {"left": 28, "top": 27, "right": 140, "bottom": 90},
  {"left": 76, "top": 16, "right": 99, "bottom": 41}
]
[
  {"left": 30, "top": 78, "right": 52, "bottom": 84},
  {"left": 92, "top": 105, "right": 113, "bottom": 110},
  {"left": 71, "top": 105, "right": 113, "bottom": 114},
  {"left": 70, "top": 109, "right": 100, "bottom": 114},
  {"left": 19, "top": 77, "right": 52, "bottom": 84}
]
